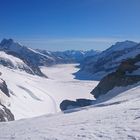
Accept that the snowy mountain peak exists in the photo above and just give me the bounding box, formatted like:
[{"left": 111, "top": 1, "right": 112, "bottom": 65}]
[
  {"left": 0, "top": 39, "right": 49, "bottom": 77},
  {"left": 107, "top": 40, "right": 138, "bottom": 52},
  {"left": 0, "top": 38, "right": 14, "bottom": 46},
  {"left": 0, "top": 38, "right": 24, "bottom": 52},
  {"left": 76, "top": 40, "right": 140, "bottom": 80}
]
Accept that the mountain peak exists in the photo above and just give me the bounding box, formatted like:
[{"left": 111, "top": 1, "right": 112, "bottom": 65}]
[
  {"left": 0, "top": 38, "right": 14, "bottom": 46},
  {"left": 0, "top": 38, "right": 25, "bottom": 52},
  {"left": 115, "top": 40, "right": 137, "bottom": 46},
  {"left": 106, "top": 40, "right": 138, "bottom": 52}
]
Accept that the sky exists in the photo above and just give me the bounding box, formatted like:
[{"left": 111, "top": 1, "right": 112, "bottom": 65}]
[{"left": 0, "top": 0, "right": 140, "bottom": 51}]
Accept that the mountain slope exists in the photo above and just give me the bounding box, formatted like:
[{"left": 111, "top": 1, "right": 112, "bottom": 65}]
[
  {"left": 0, "top": 51, "right": 34, "bottom": 74},
  {"left": 91, "top": 54, "right": 140, "bottom": 98},
  {"left": 75, "top": 40, "right": 140, "bottom": 80},
  {"left": 0, "top": 84, "right": 140, "bottom": 140},
  {"left": 0, "top": 39, "right": 57, "bottom": 77}
]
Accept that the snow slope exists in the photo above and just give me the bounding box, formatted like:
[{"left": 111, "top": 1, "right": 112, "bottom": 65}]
[
  {"left": 0, "top": 51, "right": 32, "bottom": 71},
  {"left": 0, "top": 84, "right": 140, "bottom": 140},
  {"left": 0, "top": 64, "right": 98, "bottom": 120}
]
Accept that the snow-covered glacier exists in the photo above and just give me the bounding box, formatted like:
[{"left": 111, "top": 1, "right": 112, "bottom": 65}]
[{"left": 0, "top": 64, "right": 98, "bottom": 120}]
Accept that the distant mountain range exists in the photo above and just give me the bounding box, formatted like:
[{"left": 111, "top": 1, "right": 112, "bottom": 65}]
[{"left": 0, "top": 39, "right": 99, "bottom": 77}]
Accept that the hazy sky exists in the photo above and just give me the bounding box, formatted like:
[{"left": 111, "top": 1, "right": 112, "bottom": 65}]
[{"left": 0, "top": 0, "right": 140, "bottom": 51}]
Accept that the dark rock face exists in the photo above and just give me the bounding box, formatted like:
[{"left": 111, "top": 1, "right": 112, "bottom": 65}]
[
  {"left": 0, "top": 78, "right": 10, "bottom": 97},
  {"left": 91, "top": 54, "right": 140, "bottom": 98},
  {"left": 60, "top": 99, "right": 93, "bottom": 111},
  {"left": 0, "top": 104, "right": 14, "bottom": 122},
  {"left": 91, "top": 73, "right": 140, "bottom": 98},
  {"left": 0, "top": 77, "right": 14, "bottom": 122}
]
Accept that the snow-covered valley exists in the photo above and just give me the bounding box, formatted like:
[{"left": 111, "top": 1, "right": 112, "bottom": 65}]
[{"left": 0, "top": 64, "right": 98, "bottom": 120}]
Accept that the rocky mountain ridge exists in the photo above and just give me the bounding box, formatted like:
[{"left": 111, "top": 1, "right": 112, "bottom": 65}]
[
  {"left": 75, "top": 40, "right": 140, "bottom": 80},
  {"left": 91, "top": 53, "right": 140, "bottom": 98}
]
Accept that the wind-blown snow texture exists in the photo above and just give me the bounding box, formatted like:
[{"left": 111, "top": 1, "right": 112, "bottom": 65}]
[{"left": 0, "top": 84, "right": 140, "bottom": 140}]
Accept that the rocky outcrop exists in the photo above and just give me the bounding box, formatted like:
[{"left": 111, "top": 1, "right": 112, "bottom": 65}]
[
  {"left": 91, "top": 54, "right": 140, "bottom": 98},
  {"left": 0, "top": 78, "right": 10, "bottom": 97},
  {"left": 0, "top": 104, "right": 14, "bottom": 122},
  {"left": 60, "top": 99, "right": 93, "bottom": 111},
  {"left": 0, "top": 75, "right": 14, "bottom": 122}
]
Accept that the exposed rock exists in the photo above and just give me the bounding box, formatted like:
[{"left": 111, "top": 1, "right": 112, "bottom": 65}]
[
  {"left": 91, "top": 54, "right": 140, "bottom": 98},
  {"left": 0, "top": 78, "right": 10, "bottom": 97},
  {"left": 0, "top": 104, "right": 14, "bottom": 122},
  {"left": 60, "top": 99, "right": 93, "bottom": 111}
]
